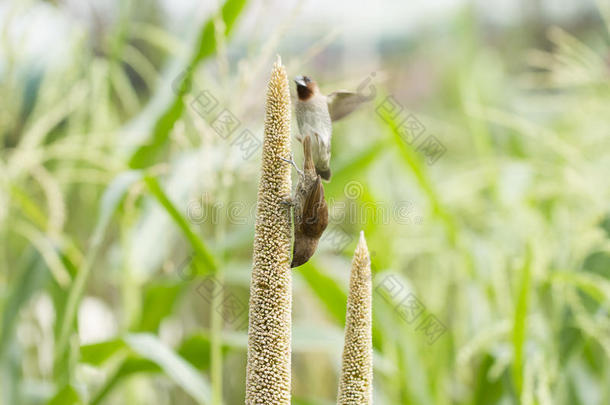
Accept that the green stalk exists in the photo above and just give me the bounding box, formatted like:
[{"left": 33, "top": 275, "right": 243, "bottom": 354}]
[
  {"left": 210, "top": 274, "right": 224, "bottom": 405},
  {"left": 210, "top": 170, "right": 230, "bottom": 405}
]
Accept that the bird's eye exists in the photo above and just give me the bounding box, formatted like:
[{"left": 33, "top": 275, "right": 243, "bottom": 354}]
[{"left": 304, "top": 77, "right": 310, "bottom": 83}]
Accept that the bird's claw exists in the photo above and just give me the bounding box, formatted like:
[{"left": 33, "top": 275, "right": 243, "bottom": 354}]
[
  {"left": 280, "top": 197, "right": 294, "bottom": 208},
  {"left": 281, "top": 154, "right": 304, "bottom": 177}
]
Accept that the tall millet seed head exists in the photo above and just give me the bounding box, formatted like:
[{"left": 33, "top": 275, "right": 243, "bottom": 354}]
[
  {"left": 245, "top": 56, "right": 293, "bottom": 405},
  {"left": 337, "top": 231, "right": 373, "bottom": 405}
]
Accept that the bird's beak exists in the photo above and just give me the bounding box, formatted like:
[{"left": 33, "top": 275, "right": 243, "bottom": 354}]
[{"left": 294, "top": 76, "right": 306, "bottom": 87}]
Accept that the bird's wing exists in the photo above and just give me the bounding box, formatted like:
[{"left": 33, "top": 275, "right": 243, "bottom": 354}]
[
  {"left": 327, "top": 91, "right": 367, "bottom": 122},
  {"left": 295, "top": 102, "right": 305, "bottom": 142},
  {"left": 301, "top": 176, "right": 328, "bottom": 238}
]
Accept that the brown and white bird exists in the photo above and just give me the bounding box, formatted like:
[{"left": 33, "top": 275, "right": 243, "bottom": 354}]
[
  {"left": 283, "top": 135, "right": 329, "bottom": 268},
  {"left": 294, "top": 75, "right": 368, "bottom": 181}
]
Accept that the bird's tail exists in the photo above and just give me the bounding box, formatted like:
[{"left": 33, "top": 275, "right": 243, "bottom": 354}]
[
  {"left": 302, "top": 135, "right": 315, "bottom": 174},
  {"left": 317, "top": 167, "right": 331, "bottom": 181}
]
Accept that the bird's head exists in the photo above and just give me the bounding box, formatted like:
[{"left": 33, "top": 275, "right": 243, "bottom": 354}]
[{"left": 295, "top": 75, "right": 318, "bottom": 100}]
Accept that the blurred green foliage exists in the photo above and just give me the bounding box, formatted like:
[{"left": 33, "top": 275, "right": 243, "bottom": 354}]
[{"left": 1, "top": 0, "right": 610, "bottom": 404}]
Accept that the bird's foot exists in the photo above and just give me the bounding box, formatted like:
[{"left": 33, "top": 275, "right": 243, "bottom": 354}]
[
  {"left": 280, "top": 154, "right": 304, "bottom": 177},
  {"left": 280, "top": 196, "right": 294, "bottom": 208}
]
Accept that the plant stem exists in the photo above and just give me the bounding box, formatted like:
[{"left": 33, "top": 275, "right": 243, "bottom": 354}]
[{"left": 211, "top": 169, "right": 230, "bottom": 405}]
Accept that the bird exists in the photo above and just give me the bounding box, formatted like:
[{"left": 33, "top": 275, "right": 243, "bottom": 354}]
[
  {"left": 294, "top": 75, "right": 369, "bottom": 181},
  {"left": 282, "top": 135, "right": 329, "bottom": 267}
]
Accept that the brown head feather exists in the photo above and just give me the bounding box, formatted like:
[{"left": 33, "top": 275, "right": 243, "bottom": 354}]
[{"left": 295, "top": 76, "right": 317, "bottom": 101}]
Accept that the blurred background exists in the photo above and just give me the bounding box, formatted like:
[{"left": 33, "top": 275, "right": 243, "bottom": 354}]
[{"left": 1, "top": 0, "right": 610, "bottom": 404}]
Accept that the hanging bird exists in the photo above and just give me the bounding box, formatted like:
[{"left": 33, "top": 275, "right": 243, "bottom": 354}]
[
  {"left": 282, "top": 135, "right": 329, "bottom": 267},
  {"left": 294, "top": 75, "right": 369, "bottom": 181}
]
